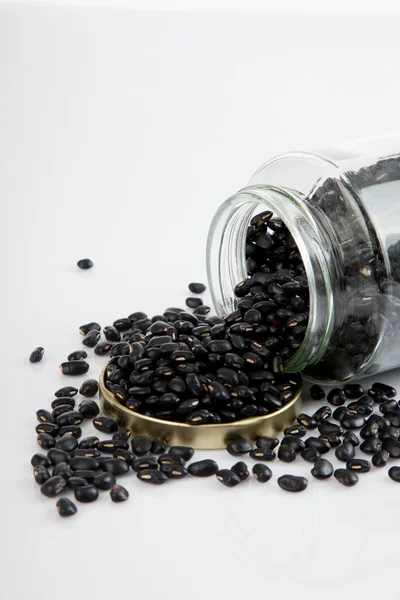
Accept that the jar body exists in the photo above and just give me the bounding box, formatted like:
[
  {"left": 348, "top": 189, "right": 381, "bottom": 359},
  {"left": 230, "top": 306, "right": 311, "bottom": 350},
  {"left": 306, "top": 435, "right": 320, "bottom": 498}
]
[{"left": 207, "top": 135, "right": 400, "bottom": 383}]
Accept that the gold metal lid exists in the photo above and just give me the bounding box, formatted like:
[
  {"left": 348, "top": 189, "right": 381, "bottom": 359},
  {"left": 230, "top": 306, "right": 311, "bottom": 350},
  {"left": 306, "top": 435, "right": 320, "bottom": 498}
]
[{"left": 99, "top": 369, "right": 302, "bottom": 450}]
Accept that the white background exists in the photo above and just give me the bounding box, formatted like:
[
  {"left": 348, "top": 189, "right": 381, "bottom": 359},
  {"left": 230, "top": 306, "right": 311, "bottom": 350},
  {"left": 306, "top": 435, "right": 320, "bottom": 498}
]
[{"left": 1, "top": 4, "right": 400, "bottom": 599}]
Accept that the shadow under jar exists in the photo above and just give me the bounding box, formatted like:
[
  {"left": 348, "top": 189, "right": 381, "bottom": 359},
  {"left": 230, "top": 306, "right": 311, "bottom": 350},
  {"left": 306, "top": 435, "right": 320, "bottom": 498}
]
[{"left": 207, "top": 134, "right": 400, "bottom": 384}]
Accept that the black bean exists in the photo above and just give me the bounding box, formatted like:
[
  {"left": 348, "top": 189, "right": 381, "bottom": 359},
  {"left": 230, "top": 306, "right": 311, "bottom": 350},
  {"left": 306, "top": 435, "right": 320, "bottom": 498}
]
[
  {"left": 283, "top": 424, "right": 307, "bottom": 437},
  {"left": 207, "top": 340, "right": 232, "bottom": 353},
  {"left": 193, "top": 305, "right": 211, "bottom": 316},
  {"left": 388, "top": 466, "right": 400, "bottom": 482},
  {"left": 60, "top": 361, "right": 90, "bottom": 376},
  {"left": 132, "top": 457, "right": 158, "bottom": 472},
  {"left": 343, "top": 431, "right": 360, "bottom": 447},
  {"left": 168, "top": 446, "right": 194, "bottom": 462},
  {"left": 77, "top": 258, "right": 93, "bottom": 269},
  {"left": 78, "top": 436, "right": 99, "bottom": 449},
  {"left": 312, "top": 406, "right": 332, "bottom": 422},
  {"left": 186, "top": 297, "right": 203, "bottom": 309},
  {"left": 305, "top": 437, "right": 331, "bottom": 454},
  {"left": 256, "top": 437, "right": 279, "bottom": 450},
  {"left": 48, "top": 448, "right": 70, "bottom": 465},
  {"left": 72, "top": 448, "right": 100, "bottom": 458},
  {"left": 341, "top": 414, "right": 366, "bottom": 429},
  {"left": 113, "top": 318, "right": 132, "bottom": 332},
  {"left": 74, "top": 484, "right": 99, "bottom": 503},
  {"left": 250, "top": 448, "right": 276, "bottom": 461},
  {"left": 31, "top": 453, "right": 51, "bottom": 468},
  {"left": 278, "top": 445, "right": 296, "bottom": 463},
  {"left": 79, "top": 322, "right": 101, "bottom": 336},
  {"left": 54, "top": 386, "right": 78, "bottom": 398},
  {"left": 110, "top": 484, "right": 129, "bottom": 502},
  {"left": 41, "top": 476, "right": 67, "bottom": 497},
  {"left": 281, "top": 436, "right": 305, "bottom": 453},
  {"left": 128, "top": 311, "right": 148, "bottom": 323},
  {"left": 360, "top": 421, "right": 380, "bottom": 439},
  {"left": 51, "top": 397, "right": 75, "bottom": 410},
  {"left": 318, "top": 421, "right": 344, "bottom": 436},
  {"left": 334, "top": 469, "right": 359, "bottom": 487},
  {"left": 385, "top": 411, "right": 400, "bottom": 427},
  {"left": 301, "top": 447, "right": 320, "bottom": 463},
  {"left": 58, "top": 425, "right": 82, "bottom": 438},
  {"left": 378, "top": 425, "right": 400, "bottom": 441},
  {"left": 335, "top": 442, "right": 356, "bottom": 462},
  {"left": 56, "top": 411, "right": 83, "bottom": 427},
  {"left": 29, "top": 347, "right": 44, "bottom": 363},
  {"left": 130, "top": 436, "right": 152, "bottom": 456},
  {"left": 70, "top": 456, "right": 97, "bottom": 471},
  {"left": 158, "top": 454, "right": 185, "bottom": 467},
  {"left": 33, "top": 465, "right": 50, "bottom": 485},
  {"left": 78, "top": 379, "right": 99, "bottom": 398},
  {"left": 103, "top": 326, "right": 121, "bottom": 342},
  {"left": 53, "top": 462, "right": 73, "bottom": 480},
  {"left": 56, "top": 497, "right": 77, "bottom": 517},
  {"left": 346, "top": 458, "right": 371, "bottom": 473},
  {"left": 101, "top": 458, "right": 130, "bottom": 475},
  {"left": 277, "top": 475, "right": 308, "bottom": 492},
  {"left": 333, "top": 407, "right": 350, "bottom": 421},
  {"left": 371, "top": 382, "right": 396, "bottom": 398},
  {"left": 372, "top": 449, "right": 390, "bottom": 467},
  {"left": 297, "top": 414, "right": 318, "bottom": 430},
  {"left": 379, "top": 400, "right": 398, "bottom": 415},
  {"left": 92, "top": 472, "right": 116, "bottom": 490},
  {"left": 93, "top": 416, "right": 118, "bottom": 434},
  {"left": 137, "top": 469, "right": 168, "bottom": 484},
  {"left": 186, "top": 410, "right": 210, "bottom": 425},
  {"left": 309, "top": 385, "right": 325, "bottom": 400},
  {"left": 97, "top": 440, "right": 128, "bottom": 453},
  {"left": 188, "top": 282, "right": 206, "bottom": 294},
  {"left": 52, "top": 404, "right": 73, "bottom": 420},
  {"left": 78, "top": 399, "right": 100, "bottom": 419},
  {"left": 343, "top": 384, "right": 364, "bottom": 399},
  {"left": 55, "top": 435, "right": 78, "bottom": 453},
  {"left": 37, "top": 433, "right": 55, "bottom": 450},
  {"left": 67, "top": 350, "right": 88, "bottom": 361},
  {"left": 216, "top": 469, "right": 241, "bottom": 487},
  {"left": 311, "top": 458, "right": 333, "bottom": 479},
  {"left": 82, "top": 330, "right": 101, "bottom": 348},
  {"left": 231, "top": 461, "right": 249, "bottom": 480},
  {"left": 36, "top": 409, "right": 54, "bottom": 424},
  {"left": 67, "top": 476, "right": 89, "bottom": 490},
  {"left": 360, "top": 438, "right": 382, "bottom": 454},
  {"left": 327, "top": 388, "right": 346, "bottom": 406},
  {"left": 252, "top": 463, "right": 272, "bottom": 483},
  {"left": 226, "top": 439, "right": 252, "bottom": 456},
  {"left": 160, "top": 464, "right": 188, "bottom": 478},
  {"left": 188, "top": 459, "right": 219, "bottom": 477}
]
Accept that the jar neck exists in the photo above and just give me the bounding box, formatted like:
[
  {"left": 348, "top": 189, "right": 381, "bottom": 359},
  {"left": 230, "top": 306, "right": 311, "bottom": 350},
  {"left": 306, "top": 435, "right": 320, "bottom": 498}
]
[{"left": 206, "top": 184, "right": 335, "bottom": 373}]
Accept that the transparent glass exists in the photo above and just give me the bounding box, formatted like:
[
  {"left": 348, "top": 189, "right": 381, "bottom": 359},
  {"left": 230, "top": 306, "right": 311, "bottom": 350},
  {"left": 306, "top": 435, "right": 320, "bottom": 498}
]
[{"left": 207, "top": 134, "right": 400, "bottom": 384}]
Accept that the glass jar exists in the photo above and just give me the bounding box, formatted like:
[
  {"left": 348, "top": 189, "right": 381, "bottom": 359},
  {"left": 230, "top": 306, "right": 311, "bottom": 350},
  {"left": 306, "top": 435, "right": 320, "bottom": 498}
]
[{"left": 206, "top": 134, "right": 400, "bottom": 384}]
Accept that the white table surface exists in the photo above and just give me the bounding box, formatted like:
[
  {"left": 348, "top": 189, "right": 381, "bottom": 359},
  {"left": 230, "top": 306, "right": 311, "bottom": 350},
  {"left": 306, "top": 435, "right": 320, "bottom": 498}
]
[{"left": 1, "top": 5, "right": 400, "bottom": 599}]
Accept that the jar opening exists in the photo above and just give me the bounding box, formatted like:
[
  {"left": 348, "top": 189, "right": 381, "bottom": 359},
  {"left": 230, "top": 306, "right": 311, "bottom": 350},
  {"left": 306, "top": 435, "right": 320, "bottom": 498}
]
[{"left": 206, "top": 185, "right": 334, "bottom": 374}]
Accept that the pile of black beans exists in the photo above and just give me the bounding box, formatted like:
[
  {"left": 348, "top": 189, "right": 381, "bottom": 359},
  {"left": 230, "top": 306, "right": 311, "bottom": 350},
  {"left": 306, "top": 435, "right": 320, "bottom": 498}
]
[{"left": 101, "top": 211, "right": 306, "bottom": 424}]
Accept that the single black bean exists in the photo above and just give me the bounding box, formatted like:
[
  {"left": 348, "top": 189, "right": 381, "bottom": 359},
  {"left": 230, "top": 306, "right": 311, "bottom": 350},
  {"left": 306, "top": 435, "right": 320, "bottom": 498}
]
[
  {"left": 346, "top": 458, "right": 371, "bottom": 473},
  {"left": 252, "top": 463, "right": 272, "bottom": 483},
  {"left": 372, "top": 449, "right": 390, "bottom": 467},
  {"left": 110, "top": 484, "right": 129, "bottom": 502},
  {"left": 231, "top": 461, "right": 249, "bottom": 480},
  {"left": 160, "top": 464, "right": 188, "bottom": 478},
  {"left": 297, "top": 414, "right": 318, "bottom": 430},
  {"left": 334, "top": 469, "right": 359, "bottom": 487},
  {"left": 67, "top": 476, "right": 89, "bottom": 490},
  {"left": 29, "top": 347, "right": 44, "bottom": 363},
  {"left": 33, "top": 465, "right": 50, "bottom": 485},
  {"left": 93, "top": 472, "right": 116, "bottom": 490},
  {"left": 36, "top": 409, "right": 54, "bottom": 424},
  {"left": 55, "top": 435, "right": 78, "bottom": 452},
  {"left": 168, "top": 446, "right": 194, "bottom": 462},
  {"left": 78, "top": 436, "right": 99, "bottom": 449},
  {"left": 343, "top": 384, "right": 364, "bottom": 399},
  {"left": 309, "top": 385, "right": 325, "bottom": 400},
  {"left": 58, "top": 425, "right": 82, "bottom": 438},
  {"left": 312, "top": 406, "right": 332, "bottom": 422},
  {"left": 216, "top": 469, "right": 241, "bottom": 487},
  {"left": 103, "top": 326, "right": 121, "bottom": 342},
  {"left": 379, "top": 400, "right": 398, "bottom": 415},
  {"left": 77, "top": 258, "right": 93, "bottom": 269},
  {"left": 371, "top": 382, "right": 396, "bottom": 398},
  {"left": 79, "top": 379, "right": 99, "bottom": 398},
  {"left": 113, "top": 318, "right": 132, "bottom": 331},
  {"left": 250, "top": 448, "right": 276, "bottom": 461},
  {"left": 151, "top": 439, "right": 167, "bottom": 454},
  {"left": 56, "top": 497, "right": 77, "bottom": 517},
  {"left": 78, "top": 399, "right": 100, "bottom": 419},
  {"left": 318, "top": 421, "right": 344, "bottom": 436},
  {"left": 54, "top": 386, "right": 78, "bottom": 398},
  {"left": 333, "top": 407, "right": 350, "bottom": 421},
  {"left": 51, "top": 397, "right": 75, "bottom": 410},
  {"left": 79, "top": 322, "right": 101, "bottom": 336},
  {"left": 48, "top": 448, "right": 70, "bottom": 465},
  {"left": 37, "top": 433, "right": 55, "bottom": 450},
  {"left": 311, "top": 458, "right": 333, "bottom": 479},
  {"left": 255, "top": 437, "right": 279, "bottom": 451},
  {"left": 305, "top": 437, "right": 331, "bottom": 454},
  {"left": 281, "top": 436, "right": 305, "bottom": 453},
  {"left": 60, "top": 361, "right": 90, "bottom": 376},
  {"left": 31, "top": 453, "right": 51, "bottom": 468},
  {"left": 130, "top": 436, "right": 152, "bottom": 456},
  {"left": 278, "top": 445, "right": 296, "bottom": 463},
  {"left": 52, "top": 404, "right": 74, "bottom": 420},
  {"left": 128, "top": 311, "right": 148, "bottom": 322},
  {"left": 97, "top": 440, "right": 128, "bottom": 453},
  {"left": 388, "top": 466, "right": 400, "bottom": 482},
  {"left": 132, "top": 457, "right": 158, "bottom": 472},
  {"left": 75, "top": 484, "right": 99, "bottom": 503},
  {"left": 56, "top": 411, "right": 83, "bottom": 427},
  {"left": 41, "top": 476, "right": 67, "bottom": 497},
  {"left": 382, "top": 438, "right": 400, "bottom": 458},
  {"left": 82, "top": 330, "right": 101, "bottom": 348},
  {"left": 335, "top": 442, "right": 356, "bottom": 462},
  {"left": 301, "top": 447, "right": 321, "bottom": 463},
  {"left": 341, "top": 414, "right": 366, "bottom": 429},
  {"left": 93, "top": 416, "right": 118, "bottom": 434},
  {"left": 67, "top": 350, "right": 88, "bottom": 361},
  {"left": 226, "top": 439, "right": 252, "bottom": 456},
  {"left": 186, "top": 297, "right": 203, "bottom": 309},
  {"left": 188, "top": 459, "right": 219, "bottom": 477},
  {"left": 327, "top": 388, "right": 346, "bottom": 406},
  {"left": 70, "top": 456, "right": 98, "bottom": 471},
  {"left": 188, "top": 282, "right": 206, "bottom": 294},
  {"left": 101, "top": 458, "right": 130, "bottom": 475},
  {"left": 186, "top": 410, "right": 210, "bottom": 425},
  {"left": 277, "top": 474, "right": 308, "bottom": 492},
  {"left": 137, "top": 469, "right": 168, "bottom": 484},
  {"left": 72, "top": 448, "right": 100, "bottom": 459},
  {"left": 283, "top": 424, "right": 307, "bottom": 437}
]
